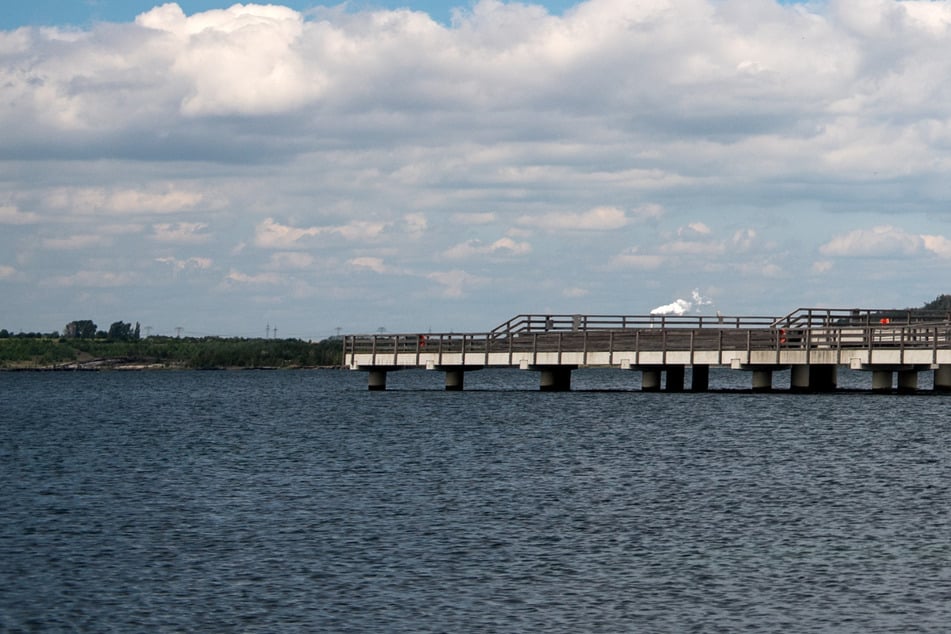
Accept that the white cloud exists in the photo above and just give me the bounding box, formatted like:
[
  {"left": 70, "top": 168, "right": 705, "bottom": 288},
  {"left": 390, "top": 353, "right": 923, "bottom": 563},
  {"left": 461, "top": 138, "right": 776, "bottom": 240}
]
[
  {"left": 156, "top": 256, "right": 213, "bottom": 271},
  {"left": 136, "top": 3, "right": 314, "bottom": 116},
  {"left": 10, "top": 1, "right": 951, "bottom": 333},
  {"left": 349, "top": 257, "right": 390, "bottom": 274},
  {"left": 268, "top": 252, "right": 315, "bottom": 270},
  {"left": 452, "top": 212, "right": 497, "bottom": 225},
  {"left": 519, "top": 206, "right": 631, "bottom": 231},
  {"left": 921, "top": 234, "right": 951, "bottom": 258},
  {"left": 224, "top": 269, "right": 283, "bottom": 285},
  {"left": 43, "top": 186, "right": 209, "bottom": 216},
  {"left": 0, "top": 265, "right": 16, "bottom": 280},
  {"left": 42, "top": 234, "right": 113, "bottom": 250},
  {"left": 442, "top": 236, "right": 532, "bottom": 259},
  {"left": 562, "top": 286, "right": 589, "bottom": 298},
  {"left": 152, "top": 222, "right": 210, "bottom": 244},
  {"left": 819, "top": 225, "right": 922, "bottom": 257},
  {"left": 610, "top": 248, "right": 665, "bottom": 270},
  {"left": 0, "top": 204, "right": 40, "bottom": 225},
  {"left": 426, "top": 269, "right": 488, "bottom": 298},
  {"left": 254, "top": 218, "right": 386, "bottom": 248}
]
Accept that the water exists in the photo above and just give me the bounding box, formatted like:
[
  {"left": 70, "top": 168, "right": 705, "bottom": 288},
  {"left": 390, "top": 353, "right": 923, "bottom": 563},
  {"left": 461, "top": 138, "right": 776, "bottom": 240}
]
[{"left": 3, "top": 369, "right": 951, "bottom": 632}]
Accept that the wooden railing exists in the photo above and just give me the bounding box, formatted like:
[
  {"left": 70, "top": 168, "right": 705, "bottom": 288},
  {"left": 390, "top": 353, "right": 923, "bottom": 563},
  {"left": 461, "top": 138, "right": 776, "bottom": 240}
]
[
  {"left": 489, "top": 313, "right": 777, "bottom": 335},
  {"left": 343, "top": 317, "right": 951, "bottom": 359}
]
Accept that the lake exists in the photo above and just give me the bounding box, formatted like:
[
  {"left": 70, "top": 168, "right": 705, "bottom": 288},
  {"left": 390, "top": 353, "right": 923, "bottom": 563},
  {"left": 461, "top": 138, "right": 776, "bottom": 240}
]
[{"left": 2, "top": 368, "right": 950, "bottom": 632}]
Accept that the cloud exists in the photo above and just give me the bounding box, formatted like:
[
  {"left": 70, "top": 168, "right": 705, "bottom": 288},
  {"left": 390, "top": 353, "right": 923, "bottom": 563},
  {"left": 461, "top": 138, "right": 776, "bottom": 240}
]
[
  {"left": 43, "top": 271, "right": 138, "bottom": 288},
  {"left": 152, "top": 222, "right": 210, "bottom": 244},
  {"left": 452, "top": 212, "right": 497, "bottom": 225},
  {"left": 42, "top": 234, "right": 113, "bottom": 250},
  {"left": 426, "top": 269, "right": 488, "bottom": 297},
  {"left": 610, "top": 248, "right": 665, "bottom": 270},
  {"left": 442, "top": 236, "right": 532, "bottom": 259},
  {"left": 349, "top": 257, "right": 391, "bottom": 274},
  {"left": 562, "top": 286, "right": 589, "bottom": 298},
  {"left": 9, "top": 1, "right": 951, "bottom": 334},
  {"left": 254, "top": 217, "right": 386, "bottom": 248},
  {"left": 156, "top": 256, "right": 213, "bottom": 271},
  {"left": 921, "top": 234, "right": 951, "bottom": 258},
  {"left": 136, "top": 3, "right": 313, "bottom": 117},
  {"left": 268, "top": 252, "right": 315, "bottom": 270},
  {"left": 0, "top": 265, "right": 16, "bottom": 280},
  {"left": 224, "top": 269, "right": 283, "bottom": 285},
  {"left": 519, "top": 206, "right": 631, "bottom": 231},
  {"left": 43, "top": 187, "right": 209, "bottom": 216},
  {"left": 0, "top": 204, "right": 40, "bottom": 224},
  {"left": 820, "top": 225, "right": 923, "bottom": 257}
]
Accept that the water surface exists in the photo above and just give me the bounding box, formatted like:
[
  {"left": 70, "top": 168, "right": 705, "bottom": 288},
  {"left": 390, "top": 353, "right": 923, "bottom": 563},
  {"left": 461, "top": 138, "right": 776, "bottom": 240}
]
[{"left": 2, "top": 369, "right": 950, "bottom": 632}]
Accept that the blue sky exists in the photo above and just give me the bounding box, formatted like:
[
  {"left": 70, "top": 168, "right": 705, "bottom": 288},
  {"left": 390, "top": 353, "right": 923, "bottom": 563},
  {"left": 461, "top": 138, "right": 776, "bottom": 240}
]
[{"left": 4, "top": 0, "right": 951, "bottom": 339}]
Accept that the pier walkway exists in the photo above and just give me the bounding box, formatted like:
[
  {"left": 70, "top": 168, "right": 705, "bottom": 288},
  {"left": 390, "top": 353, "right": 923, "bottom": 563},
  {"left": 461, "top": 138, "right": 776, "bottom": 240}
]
[{"left": 343, "top": 308, "right": 951, "bottom": 393}]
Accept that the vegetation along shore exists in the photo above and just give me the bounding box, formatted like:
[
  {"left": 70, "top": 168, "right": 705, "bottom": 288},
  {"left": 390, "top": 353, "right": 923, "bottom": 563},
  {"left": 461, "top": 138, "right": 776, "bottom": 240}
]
[{"left": 0, "top": 320, "right": 343, "bottom": 370}]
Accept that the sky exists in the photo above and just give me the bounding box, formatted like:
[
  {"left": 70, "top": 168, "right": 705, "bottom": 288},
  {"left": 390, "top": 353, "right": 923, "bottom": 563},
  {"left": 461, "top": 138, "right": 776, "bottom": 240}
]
[{"left": 4, "top": 0, "right": 951, "bottom": 339}]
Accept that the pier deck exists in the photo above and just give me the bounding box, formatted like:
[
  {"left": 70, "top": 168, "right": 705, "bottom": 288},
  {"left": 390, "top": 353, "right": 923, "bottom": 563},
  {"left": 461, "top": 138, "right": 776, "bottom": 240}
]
[{"left": 343, "top": 308, "right": 951, "bottom": 392}]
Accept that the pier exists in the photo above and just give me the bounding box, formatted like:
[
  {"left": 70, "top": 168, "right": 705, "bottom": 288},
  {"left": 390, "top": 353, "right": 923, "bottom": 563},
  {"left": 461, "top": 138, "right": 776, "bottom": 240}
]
[{"left": 343, "top": 308, "right": 951, "bottom": 393}]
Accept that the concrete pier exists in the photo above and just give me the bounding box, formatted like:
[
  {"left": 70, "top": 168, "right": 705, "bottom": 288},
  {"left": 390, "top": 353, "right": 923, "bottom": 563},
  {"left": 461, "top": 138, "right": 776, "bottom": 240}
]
[
  {"left": 752, "top": 369, "right": 773, "bottom": 392},
  {"left": 642, "top": 368, "right": 662, "bottom": 392},
  {"left": 444, "top": 367, "right": 465, "bottom": 391},
  {"left": 368, "top": 369, "right": 388, "bottom": 391},
  {"left": 691, "top": 365, "right": 710, "bottom": 392},
  {"left": 935, "top": 365, "right": 951, "bottom": 392},
  {"left": 897, "top": 369, "right": 919, "bottom": 394},
  {"left": 666, "top": 366, "right": 685, "bottom": 392},
  {"left": 791, "top": 365, "right": 837, "bottom": 392},
  {"left": 872, "top": 370, "right": 893, "bottom": 392},
  {"left": 347, "top": 306, "right": 951, "bottom": 392},
  {"left": 539, "top": 367, "right": 573, "bottom": 391}
]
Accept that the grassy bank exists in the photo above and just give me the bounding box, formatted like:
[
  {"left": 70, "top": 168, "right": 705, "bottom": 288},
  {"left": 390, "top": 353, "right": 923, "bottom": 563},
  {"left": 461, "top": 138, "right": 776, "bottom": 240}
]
[{"left": 0, "top": 336, "right": 343, "bottom": 370}]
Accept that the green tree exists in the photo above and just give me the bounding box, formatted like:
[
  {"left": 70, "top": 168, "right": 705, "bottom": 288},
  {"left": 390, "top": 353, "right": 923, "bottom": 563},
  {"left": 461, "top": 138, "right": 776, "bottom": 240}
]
[
  {"left": 108, "top": 321, "right": 134, "bottom": 341},
  {"left": 64, "top": 320, "right": 97, "bottom": 339}
]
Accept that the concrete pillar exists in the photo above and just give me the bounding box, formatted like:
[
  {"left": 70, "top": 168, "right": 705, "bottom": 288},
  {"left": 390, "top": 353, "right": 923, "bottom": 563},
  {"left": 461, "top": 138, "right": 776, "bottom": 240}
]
[
  {"left": 810, "top": 365, "right": 838, "bottom": 392},
  {"left": 444, "top": 368, "right": 465, "bottom": 391},
  {"left": 752, "top": 369, "right": 773, "bottom": 392},
  {"left": 642, "top": 368, "right": 662, "bottom": 392},
  {"left": 791, "top": 365, "right": 810, "bottom": 392},
  {"left": 540, "top": 367, "right": 572, "bottom": 392},
  {"left": 666, "top": 366, "right": 685, "bottom": 392},
  {"left": 898, "top": 369, "right": 918, "bottom": 394},
  {"left": 691, "top": 365, "right": 710, "bottom": 392},
  {"left": 368, "top": 369, "right": 387, "bottom": 391},
  {"left": 934, "top": 365, "right": 951, "bottom": 392},
  {"left": 872, "top": 370, "right": 893, "bottom": 393},
  {"left": 791, "top": 365, "right": 837, "bottom": 392}
]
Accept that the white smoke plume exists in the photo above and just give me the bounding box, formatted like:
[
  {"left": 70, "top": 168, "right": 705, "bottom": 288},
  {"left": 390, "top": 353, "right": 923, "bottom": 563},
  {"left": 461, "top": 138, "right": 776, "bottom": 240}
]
[{"left": 650, "top": 289, "right": 713, "bottom": 316}]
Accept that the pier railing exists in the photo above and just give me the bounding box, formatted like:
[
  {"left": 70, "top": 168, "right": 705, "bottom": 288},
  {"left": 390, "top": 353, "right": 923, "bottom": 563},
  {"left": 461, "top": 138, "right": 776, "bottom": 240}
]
[{"left": 343, "top": 316, "right": 951, "bottom": 359}]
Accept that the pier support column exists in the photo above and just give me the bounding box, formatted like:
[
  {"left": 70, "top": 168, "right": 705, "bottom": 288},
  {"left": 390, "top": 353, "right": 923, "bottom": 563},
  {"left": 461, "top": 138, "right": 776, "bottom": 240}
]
[
  {"left": 666, "top": 366, "right": 685, "bottom": 392},
  {"left": 791, "top": 365, "right": 837, "bottom": 392},
  {"left": 691, "top": 365, "right": 710, "bottom": 392},
  {"left": 368, "top": 369, "right": 387, "bottom": 391},
  {"left": 642, "top": 368, "right": 662, "bottom": 392},
  {"left": 810, "top": 365, "right": 838, "bottom": 392},
  {"left": 872, "top": 370, "right": 893, "bottom": 393},
  {"left": 898, "top": 369, "right": 918, "bottom": 394},
  {"left": 934, "top": 365, "right": 951, "bottom": 392},
  {"left": 444, "top": 368, "right": 465, "bottom": 391},
  {"left": 752, "top": 370, "right": 773, "bottom": 392},
  {"left": 539, "top": 367, "right": 572, "bottom": 392},
  {"left": 791, "top": 365, "right": 810, "bottom": 392}
]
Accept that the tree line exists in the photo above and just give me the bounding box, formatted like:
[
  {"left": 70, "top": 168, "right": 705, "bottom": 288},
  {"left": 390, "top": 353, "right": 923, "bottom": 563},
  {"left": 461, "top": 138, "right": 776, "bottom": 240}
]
[{"left": 0, "top": 319, "right": 344, "bottom": 369}]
